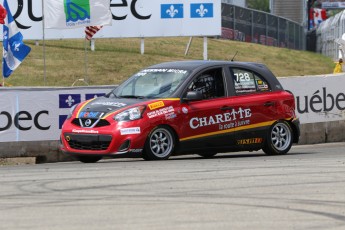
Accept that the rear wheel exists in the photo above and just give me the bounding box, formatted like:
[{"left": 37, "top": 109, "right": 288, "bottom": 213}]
[
  {"left": 77, "top": 156, "right": 102, "bottom": 163},
  {"left": 142, "top": 126, "right": 175, "bottom": 160},
  {"left": 263, "top": 121, "right": 293, "bottom": 155}
]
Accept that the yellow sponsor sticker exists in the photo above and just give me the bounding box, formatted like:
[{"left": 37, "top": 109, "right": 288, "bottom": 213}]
[
  {"left": 237, "top": 138, "right": 263, "bottom": 145},
  {"left": 148, "top": 101, "right": 165, "bottom": 110}
]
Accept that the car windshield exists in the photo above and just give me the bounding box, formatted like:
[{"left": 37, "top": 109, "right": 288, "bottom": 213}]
[{"left": 110, "top": 68, "right": 189, "bottom": 99}]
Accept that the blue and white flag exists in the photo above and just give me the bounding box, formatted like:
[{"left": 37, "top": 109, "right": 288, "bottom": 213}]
[{"left": 2, "top": 0, "right": 31, "bottom": 78}]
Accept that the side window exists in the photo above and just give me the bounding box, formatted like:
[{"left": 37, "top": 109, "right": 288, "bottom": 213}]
[
  {"left": 187, "top": 68, "right": 225, "bottom": 99},
  {"left": 231, "top": 68, "right": 270, "bottom": 95}
]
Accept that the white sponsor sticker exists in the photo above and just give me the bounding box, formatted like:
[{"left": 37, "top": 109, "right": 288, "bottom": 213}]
[
  {"left": 120, "top": 127, "right": 141, "bottom": 135},
  {"left": 91, "top": 102, "right": 127, "bottom": 107},
  {"left": 182, "top": 107, "right": 188, "bottom": 114},
  {"left": 147, "top": 106, "right": 174, "bottom": 118},
  {"left": 72, "top": 129, "right": 99, "bottom": 134}
]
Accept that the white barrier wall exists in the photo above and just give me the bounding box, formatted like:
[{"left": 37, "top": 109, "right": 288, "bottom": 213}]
[
  {"left": 1, "top": 74, "right": 345, "bottom": 143},
  {"left": 279, "top": 74, "right": 345, "bottom": 124},
  {"left": 0, "top": 86, "right": 113, "bottom": 142}
]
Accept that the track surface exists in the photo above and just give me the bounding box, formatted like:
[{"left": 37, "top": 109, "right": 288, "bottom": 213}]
[{"left": 1, "top": 143, "right": 345, "bottom": 230}]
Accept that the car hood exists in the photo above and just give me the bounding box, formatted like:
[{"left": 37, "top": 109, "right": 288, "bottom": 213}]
[{"left": 77, "top": 96, "right": 147, "bottom": 118}]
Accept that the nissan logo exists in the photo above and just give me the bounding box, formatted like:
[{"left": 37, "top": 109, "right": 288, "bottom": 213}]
[{"left": 84, "top": 119, "right": 92, "bottom": 127}]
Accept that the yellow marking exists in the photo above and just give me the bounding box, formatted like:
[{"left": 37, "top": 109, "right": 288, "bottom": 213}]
[
  {"left": 237, "top": 138, "right": 263, "bottom": 145},
  {"left": 180, "top": 120, "right": 275, "bottom": 142},
  {"left": 76, "top": 98, "right": 97, "bottom": 118},
  {"left": 148, "top": 101, "right": 165, "bottom": 110}
]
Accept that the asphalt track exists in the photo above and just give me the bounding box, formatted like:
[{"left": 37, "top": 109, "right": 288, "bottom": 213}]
[{"left": 1, "top": 143, "right": 345, "bottom": 230}]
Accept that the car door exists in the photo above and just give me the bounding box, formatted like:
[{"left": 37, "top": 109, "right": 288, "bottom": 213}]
[
  {"left": 178, "top": 67, "right": 238, "bottom": 152},
  {"left": 228, "top": 67, "right": 281, "bottom": 147}
]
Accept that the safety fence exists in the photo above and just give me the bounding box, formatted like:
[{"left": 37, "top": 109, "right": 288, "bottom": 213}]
[
  {"left": 316, "top": 10, "right": 345, "bottom": 60},
  {"left": 221, "top": 3, "right": 305, "bottom": 50}
]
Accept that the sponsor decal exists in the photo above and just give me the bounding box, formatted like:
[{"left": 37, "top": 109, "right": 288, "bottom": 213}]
[
  {"left": 190, "top": 107, "right": 252, "bottom": 129},
  {"left": 72, "top": 129, "right": 99, "bottom": 134},
  {"left": 182, "top": 107, "right": 188, "bottom": 114},
  {"left": 91, "top": 101, "right": 127, "bottom": 107},
  {"left": 120, "top": 127, "right": 141, "bottom": 135},
  {"left": 59, "top": 94, "right": 81, "bottom": 108},
  {"left": 136, "top": 69, "right": 188, "bottom": 76},
  {"left": 147, "top": 106, "right": 174, "bottom": 118},
  {"left": 79, "top": 111, "right": 101, "bottom": 119},
  {"left": 148, "top": 101, "right": 165, "bottom": 110},
  {"left": 161, "top": 4, "right": 184, "bottom": 19},
  {"left": 165, "top": 113, "right": 177, "bottom": 120},
  {"left": 237, "top": 138, "right": 263, "bottom": 145},
  {"left": 190, "top": 3, "right": 213, "bottom": 18}
]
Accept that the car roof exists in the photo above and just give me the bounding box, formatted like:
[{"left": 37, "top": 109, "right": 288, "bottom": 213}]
[
  {"left": 148, "top": 60, "right": 272, "bottom": 73},
  {"left": 148, "top": 60, "right": 267, "bottom": 68},
  {"left": 147, "top": 60, "right": 283, "bottom": 91}
]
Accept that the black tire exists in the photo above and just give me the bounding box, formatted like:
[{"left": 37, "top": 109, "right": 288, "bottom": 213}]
[
  {"left": 142, "top": 126, "right": 175, "bottom": 160},
  {"left": 77, "top": 156, "right": 102, "bottom": 163},
  {"left": 198, "top": 152, "right": 217, "bottom": 158},
  {"left": 263, "top": 121, "right": 293, "bottom": 155}
]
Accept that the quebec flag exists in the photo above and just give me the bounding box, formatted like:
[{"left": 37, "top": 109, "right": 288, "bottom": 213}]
[
  {"left": 191, "top": 3, "right": 214, "bottom": 18},
  {"left": 2, "top": 0, "right": 31, "bottom": 78}
]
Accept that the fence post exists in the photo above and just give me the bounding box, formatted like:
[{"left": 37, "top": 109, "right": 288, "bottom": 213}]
[
  {"left": 265, "top": 13, "right": 268, "bottom": 46},
  {"left": 277, "top": 17, "right": 280, "bottom": 47},
  {"left": 251, "top": 11, "right": 254, "bottom": 42}
]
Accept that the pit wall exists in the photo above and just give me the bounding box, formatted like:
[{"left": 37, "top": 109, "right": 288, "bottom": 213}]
[{"left": 1, "top": 74, "right": 345, "bottom": 162}]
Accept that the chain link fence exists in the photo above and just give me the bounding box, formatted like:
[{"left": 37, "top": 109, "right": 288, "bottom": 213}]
[
  {"left": 316, "top": 10, "right": 345, "bottom": 60},
  {"left": 221, "top": 3, "right": 305, "bottom": 50}
]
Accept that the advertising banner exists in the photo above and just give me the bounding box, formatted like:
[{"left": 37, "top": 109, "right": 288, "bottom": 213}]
[
  {"left": 0, "top": 86, "right": 113, "bottom": 142},
  {"left": 321, "top": 1, "right": 345, "bottom": 9},
  {"left": 280, "top": 75, "right": 345, "bottom": 124},
  {"left": 0, "top": 0, "right": 221, "bottom": 40}
]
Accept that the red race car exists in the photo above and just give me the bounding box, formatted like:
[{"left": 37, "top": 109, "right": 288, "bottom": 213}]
[{"left": 60, "top": 61, "right": 300, "bottom": 163}]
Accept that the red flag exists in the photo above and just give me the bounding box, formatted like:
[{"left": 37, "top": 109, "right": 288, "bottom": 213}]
[
  {"left": 85, "top": 26, "right": 103, "bottom": 40},
  {"left": 0, "top": 4, "right": 7, "bottom": 24}
]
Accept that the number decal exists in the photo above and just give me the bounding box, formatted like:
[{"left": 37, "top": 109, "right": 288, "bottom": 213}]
[{"left": 234, "top": 72, "right": 251, "bottom": 83}]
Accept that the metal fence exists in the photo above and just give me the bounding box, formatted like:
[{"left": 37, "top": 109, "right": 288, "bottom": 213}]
[
  {"left": 221, "top": 3, "right": 305, "bottom": 50},
  {"left": 316, "top": 10, "right": 345, "bottom": 60}
]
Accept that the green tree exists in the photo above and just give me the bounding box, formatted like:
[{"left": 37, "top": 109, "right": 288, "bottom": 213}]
[{"left": 247, "top": 0, "right": 270, "bottom": 13}]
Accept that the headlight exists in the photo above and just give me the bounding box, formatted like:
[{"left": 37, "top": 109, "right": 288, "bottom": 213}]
[
  {"left": 67, "top": 104, "right": 78, "bottom": 119},
  {"left": 114, "top": 105, "right": 146, "bottom": 122}
]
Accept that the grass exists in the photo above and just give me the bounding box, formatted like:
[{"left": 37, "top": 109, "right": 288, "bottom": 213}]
[{"left": 1, "top": 37, "right": 335, "bottom": 87}]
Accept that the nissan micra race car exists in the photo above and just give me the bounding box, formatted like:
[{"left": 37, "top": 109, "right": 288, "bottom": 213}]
[{"left": 60, "top": 60, "right": 300, "bottom": 163}]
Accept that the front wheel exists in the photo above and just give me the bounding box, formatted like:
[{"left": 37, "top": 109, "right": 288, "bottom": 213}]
[
  {"left": 142, "top": 126, "right": 175, "bottom": 160},
  {"left": 263, "top": 121, "right": 293, "bottom": 155}
]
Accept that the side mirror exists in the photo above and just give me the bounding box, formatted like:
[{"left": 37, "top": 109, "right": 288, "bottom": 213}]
[{"left": 183, "top": 91, "right": 203, "bottom": 101}]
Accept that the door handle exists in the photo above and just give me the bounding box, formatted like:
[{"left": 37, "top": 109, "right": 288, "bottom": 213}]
[
  {"left": 220, "top": 106, "right": 233, "bottom": 111},
  {"left": 264, "top": 101, "right": 275, "bottom": 107}
]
